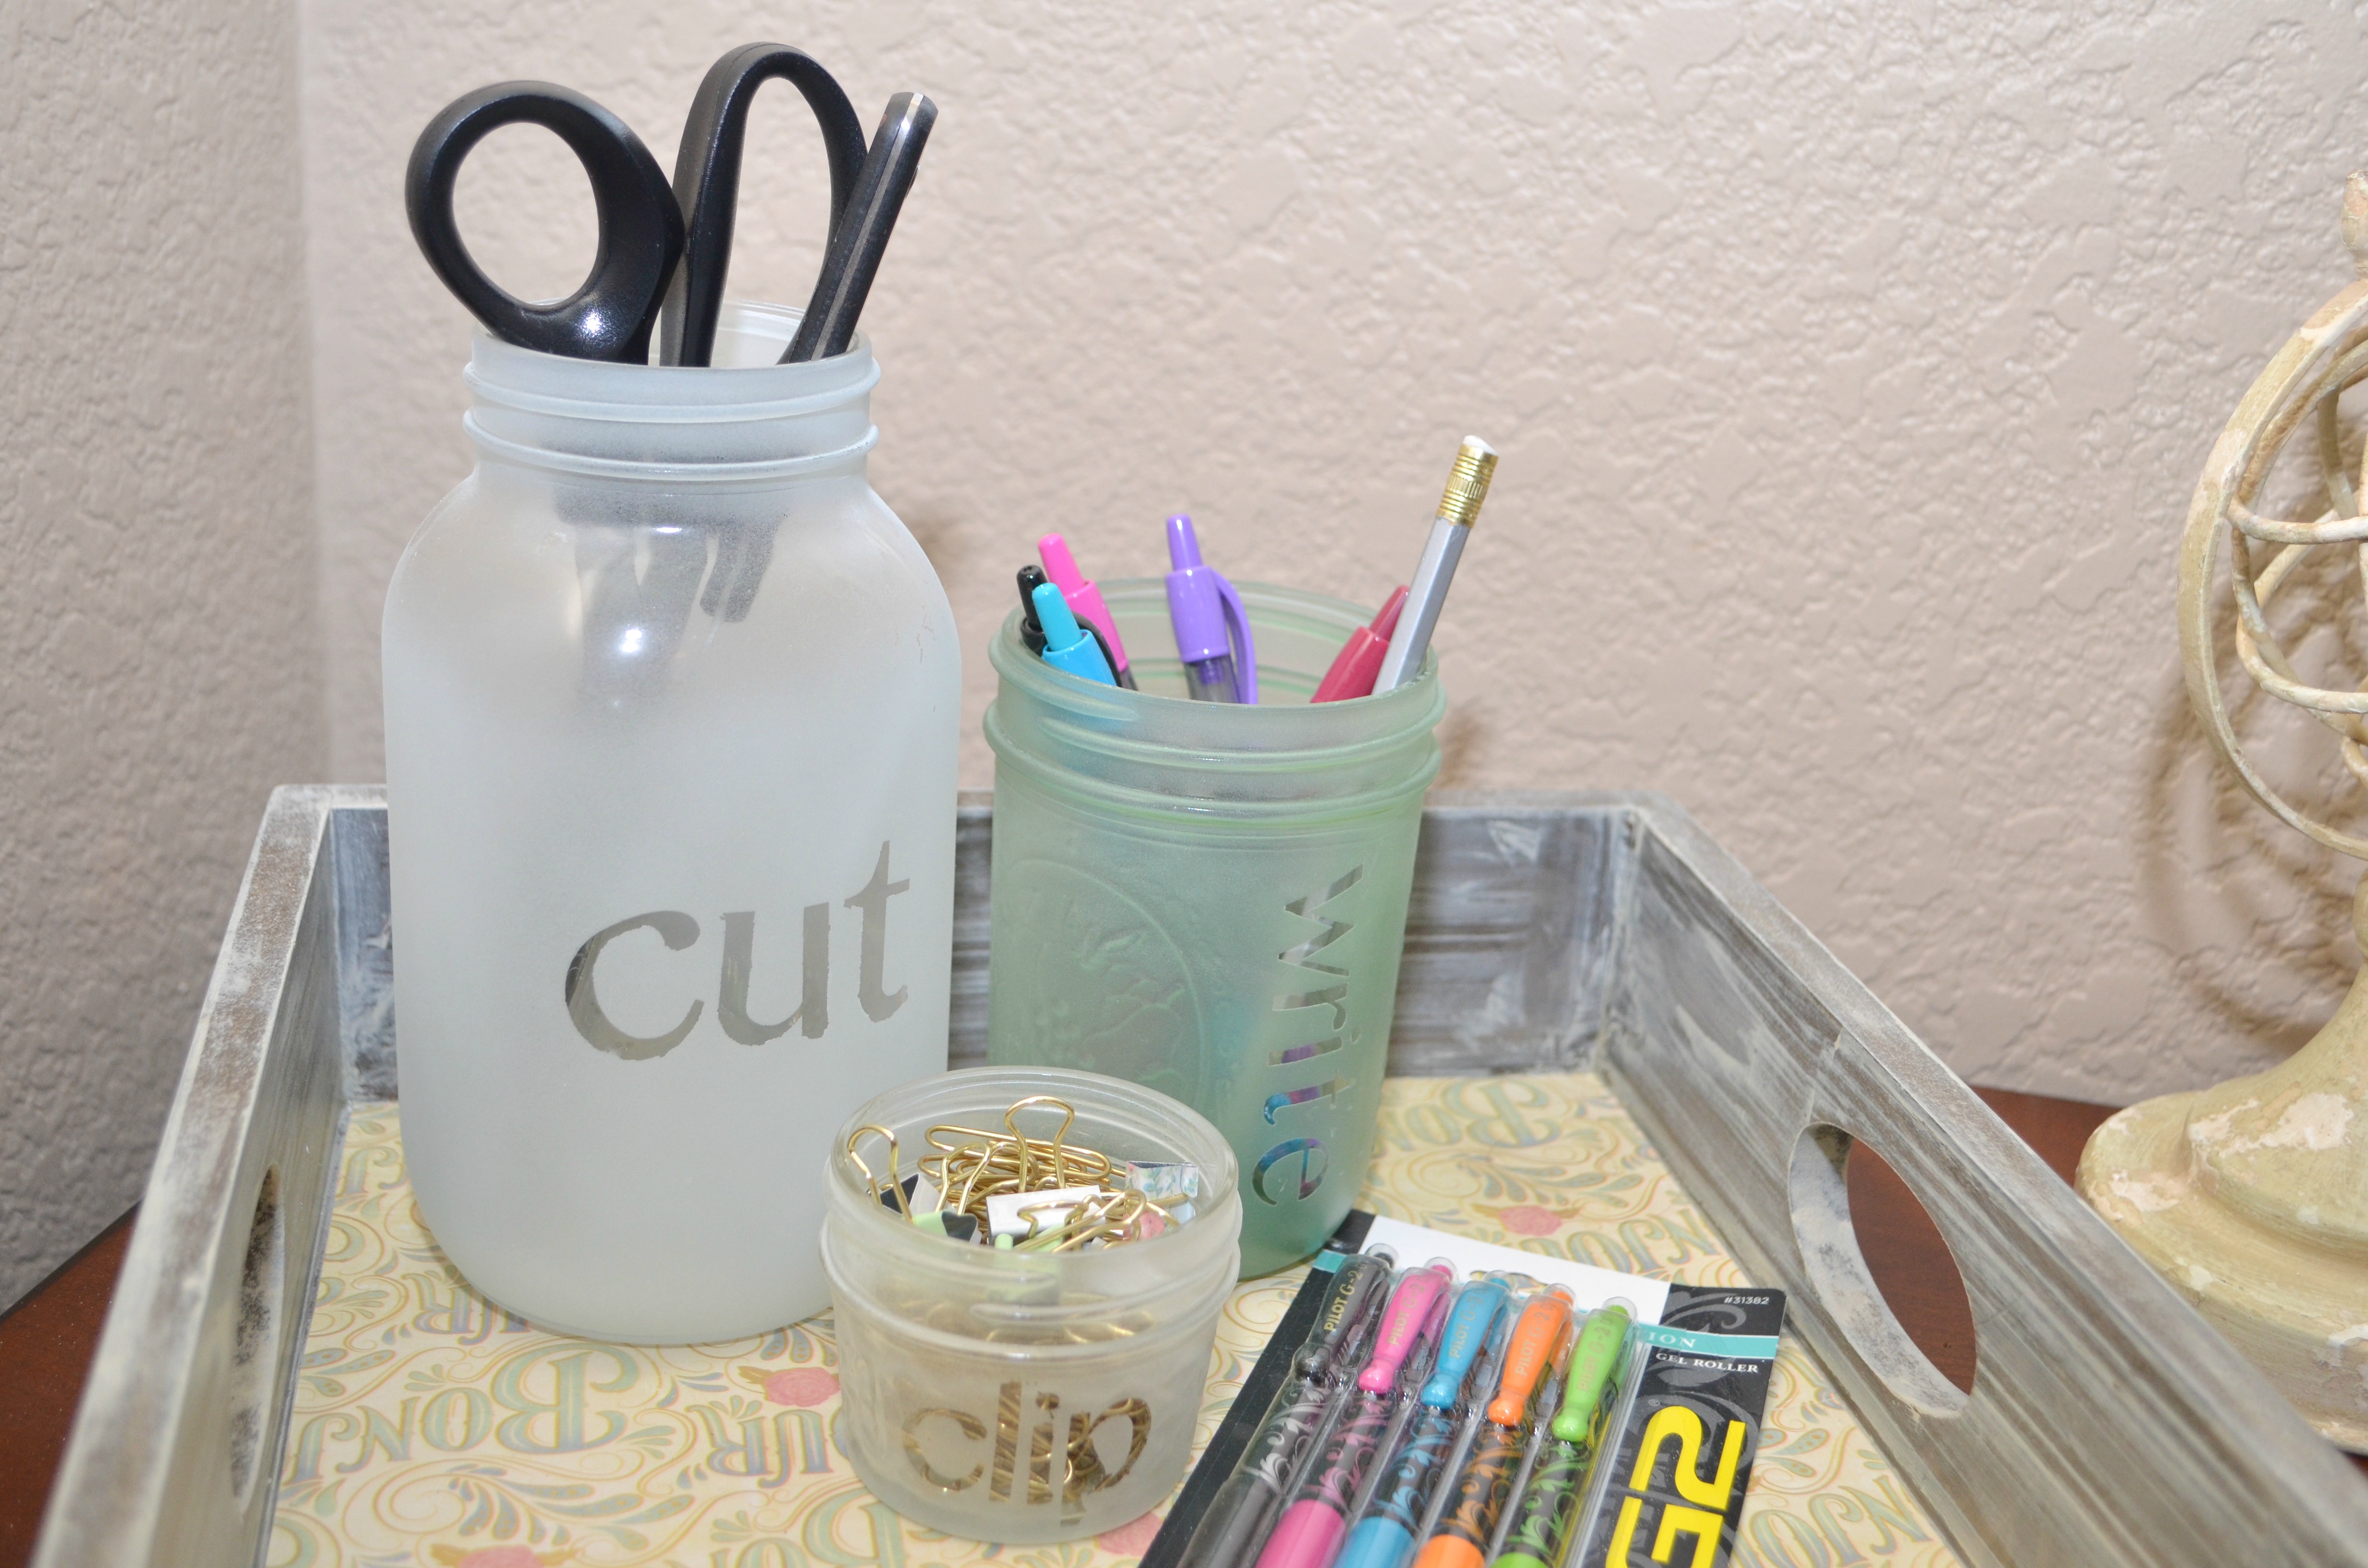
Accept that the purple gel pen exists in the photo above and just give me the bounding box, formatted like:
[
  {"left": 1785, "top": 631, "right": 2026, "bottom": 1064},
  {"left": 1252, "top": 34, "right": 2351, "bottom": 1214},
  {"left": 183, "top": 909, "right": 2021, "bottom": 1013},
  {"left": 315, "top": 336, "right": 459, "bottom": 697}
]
[{"left": 1164, "top": 514, "right": 1258, "bottom": 703}]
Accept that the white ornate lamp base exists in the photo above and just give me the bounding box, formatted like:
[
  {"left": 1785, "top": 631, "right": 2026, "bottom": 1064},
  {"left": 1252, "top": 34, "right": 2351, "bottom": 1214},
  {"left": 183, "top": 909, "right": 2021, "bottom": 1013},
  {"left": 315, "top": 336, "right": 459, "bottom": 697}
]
[{"left": 2079, "top": 961, "right": 2368, "bottom": 1451}]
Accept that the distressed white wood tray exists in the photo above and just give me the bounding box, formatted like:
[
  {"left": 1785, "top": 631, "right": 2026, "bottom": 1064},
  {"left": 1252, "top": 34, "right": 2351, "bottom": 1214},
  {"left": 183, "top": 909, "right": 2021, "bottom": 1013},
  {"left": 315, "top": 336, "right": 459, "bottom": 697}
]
[{"left": 33, "top": 787, "right": 2368, "bottom": 1567}]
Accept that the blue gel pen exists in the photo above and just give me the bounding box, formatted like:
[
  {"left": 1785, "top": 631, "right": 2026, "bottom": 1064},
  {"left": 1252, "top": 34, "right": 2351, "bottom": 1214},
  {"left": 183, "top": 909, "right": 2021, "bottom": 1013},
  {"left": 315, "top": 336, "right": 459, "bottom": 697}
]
[
  {"left": 1333, "top": 1277, "right": 1513, "bottom": 1568},
  {"left": 1032, "top": 581, "right": 1116, "bottom": 685}
]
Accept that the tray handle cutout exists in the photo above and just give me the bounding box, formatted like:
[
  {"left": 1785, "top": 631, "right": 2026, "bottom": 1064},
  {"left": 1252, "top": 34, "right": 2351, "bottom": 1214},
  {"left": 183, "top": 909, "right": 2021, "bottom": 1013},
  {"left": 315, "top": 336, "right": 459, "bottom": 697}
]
[{"left": 1788, "top": 1124, "right": 1973, "bottom": 1420}]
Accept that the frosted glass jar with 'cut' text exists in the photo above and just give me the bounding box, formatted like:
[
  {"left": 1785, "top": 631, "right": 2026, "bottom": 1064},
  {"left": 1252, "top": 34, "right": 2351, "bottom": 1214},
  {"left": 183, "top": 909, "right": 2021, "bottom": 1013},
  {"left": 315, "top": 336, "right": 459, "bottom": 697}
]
[{"left": 382, "top": 303, "right": 959, "bottom": 1343}]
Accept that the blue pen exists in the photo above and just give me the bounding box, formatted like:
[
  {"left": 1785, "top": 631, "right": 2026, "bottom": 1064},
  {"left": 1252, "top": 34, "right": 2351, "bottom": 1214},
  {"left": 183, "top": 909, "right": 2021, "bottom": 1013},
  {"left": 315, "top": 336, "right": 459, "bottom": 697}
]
[
  {"left": 1032, "top": 581, "right": 1116, "bottom": 685},
  {"left": 1333, "top": 1277, "right": 1513, "bottom": 1568}
]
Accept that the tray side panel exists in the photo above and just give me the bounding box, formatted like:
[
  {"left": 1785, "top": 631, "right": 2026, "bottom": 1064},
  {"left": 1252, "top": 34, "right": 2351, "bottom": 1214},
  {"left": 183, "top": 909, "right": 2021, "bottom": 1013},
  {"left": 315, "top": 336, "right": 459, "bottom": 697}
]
[
  {"left": 34, "top": 787, "right": 348, "bottom": 1568},
  {"left": 331, "top": 800, "right": 396, "bottom": 1101},
  {"left": 356, "top": 790, "right": 1634, "bottom": 1079},
  {"left": 948, "top": 789, "right": 1638, "bottom": 1075},
  {"left": 1605, "top": 801, "right": 2368, "bottom": 1568},
  {"left": 1386, "top": 797, "right": 1633, "bottom": 1074}
]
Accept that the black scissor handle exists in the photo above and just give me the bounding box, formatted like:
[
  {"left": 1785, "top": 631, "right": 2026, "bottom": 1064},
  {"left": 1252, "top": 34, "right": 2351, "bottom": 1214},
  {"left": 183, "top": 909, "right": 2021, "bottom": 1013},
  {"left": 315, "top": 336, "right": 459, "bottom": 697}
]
[
  {"left": 405, "top": 81, "right": 685, "bottom": 363},
  {"left": 661, "top": 44, "right": 867, "bottom": 367}
]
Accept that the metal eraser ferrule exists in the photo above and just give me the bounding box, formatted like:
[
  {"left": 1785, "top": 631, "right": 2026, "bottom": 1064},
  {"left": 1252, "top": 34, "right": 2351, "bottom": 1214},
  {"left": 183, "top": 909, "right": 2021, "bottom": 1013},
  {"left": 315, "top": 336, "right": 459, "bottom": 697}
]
[{"left": 1436, "top": 440, "right": 1498, "bottom": 529}]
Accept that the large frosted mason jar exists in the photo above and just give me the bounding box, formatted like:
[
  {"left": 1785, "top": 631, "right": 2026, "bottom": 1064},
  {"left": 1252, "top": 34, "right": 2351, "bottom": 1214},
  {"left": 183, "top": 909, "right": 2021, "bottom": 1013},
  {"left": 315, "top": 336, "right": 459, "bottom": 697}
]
[{"left": 382, "top": 302, "right": 958, "bottom": 1343}]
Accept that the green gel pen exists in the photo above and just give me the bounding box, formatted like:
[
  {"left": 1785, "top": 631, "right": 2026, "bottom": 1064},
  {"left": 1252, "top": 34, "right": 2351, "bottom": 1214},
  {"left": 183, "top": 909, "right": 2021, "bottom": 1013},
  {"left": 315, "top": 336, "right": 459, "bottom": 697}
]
[{"left": 1488, "top": 1301, "right": 1632, "bottom": 1568}]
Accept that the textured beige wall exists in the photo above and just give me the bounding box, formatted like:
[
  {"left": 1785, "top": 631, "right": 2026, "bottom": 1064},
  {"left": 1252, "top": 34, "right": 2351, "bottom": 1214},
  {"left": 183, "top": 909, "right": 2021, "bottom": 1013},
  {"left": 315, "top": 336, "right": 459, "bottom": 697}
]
[
  {"left": 304, "top": 0, "right": 2368, "bottom": 1106},
  {"left": 0, "top": 2, "right": 322, "bottom": 1304}
]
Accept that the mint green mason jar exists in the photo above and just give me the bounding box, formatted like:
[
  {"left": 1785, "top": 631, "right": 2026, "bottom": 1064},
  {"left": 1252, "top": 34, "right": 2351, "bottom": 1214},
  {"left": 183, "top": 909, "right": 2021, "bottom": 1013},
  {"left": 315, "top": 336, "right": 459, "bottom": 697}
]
[{"left": 984, "top": 579, "right": 1444, "bottom": 1275}]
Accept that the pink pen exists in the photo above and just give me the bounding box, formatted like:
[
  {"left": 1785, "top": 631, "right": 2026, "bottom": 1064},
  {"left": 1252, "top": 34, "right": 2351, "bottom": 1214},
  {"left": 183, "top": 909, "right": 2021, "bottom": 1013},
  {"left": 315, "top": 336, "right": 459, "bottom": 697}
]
[
  {"left": 1037, "top": 533, "right": 1135, "bottom": 689},
  {"left": 1312, "top": 587, "right": 1410, "bottom": 704},
  {"left": 1257, "top": 1262, "right": 1455, "bottom": 1568}
]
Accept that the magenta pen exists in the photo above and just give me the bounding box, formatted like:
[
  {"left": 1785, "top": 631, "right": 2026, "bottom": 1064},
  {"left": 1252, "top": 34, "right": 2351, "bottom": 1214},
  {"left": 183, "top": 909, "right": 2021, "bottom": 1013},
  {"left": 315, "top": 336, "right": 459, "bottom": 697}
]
[
  {"left": 1256, "top": 1262, "right": 1455, "bottom": 1568},
  {"left": 1334, "top": 1277, "right": 1514, "bottom": 1568},
  {"left": 1038, "top": 533, "right": 1136, "bottom": 690}
]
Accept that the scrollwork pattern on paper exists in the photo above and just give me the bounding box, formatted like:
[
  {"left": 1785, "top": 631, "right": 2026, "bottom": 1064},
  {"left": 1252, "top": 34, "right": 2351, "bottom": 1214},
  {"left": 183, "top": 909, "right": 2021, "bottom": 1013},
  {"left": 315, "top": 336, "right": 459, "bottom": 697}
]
[{"left": 271, "top": 1082, "right": 1961, "bottom": 1567}]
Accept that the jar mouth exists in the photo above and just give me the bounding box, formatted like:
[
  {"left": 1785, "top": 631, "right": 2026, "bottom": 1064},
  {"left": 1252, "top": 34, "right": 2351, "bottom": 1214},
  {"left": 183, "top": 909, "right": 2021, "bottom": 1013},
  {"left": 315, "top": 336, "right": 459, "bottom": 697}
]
[
  {"left": 462, "top": 299, "right": 881, "bottom": 477},
  {"left": 992, "top": 579, "right": 1444, "bottom": 720},
  {"left": 984, "top": 706, "right": 1442, "bottom": 823},
  {"left": 829, "top": 1067, "right": 1239, "bottom": 1214},
  {"left": 825, "top": 1066, "right": 1242, "bottom": 1330},
  {"left": 462, "top": 414, "right": 877, "bottom": 485},
  {"left": 986, "top": 580, "right": 1446, "bottom": 811}
]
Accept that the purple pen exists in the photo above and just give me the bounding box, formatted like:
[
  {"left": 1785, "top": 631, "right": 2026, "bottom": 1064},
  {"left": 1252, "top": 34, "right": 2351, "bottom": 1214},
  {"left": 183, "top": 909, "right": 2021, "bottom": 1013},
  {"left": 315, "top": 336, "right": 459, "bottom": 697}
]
[{"left": 1163, "top": 514, "right": 1258, "bottom": 703}]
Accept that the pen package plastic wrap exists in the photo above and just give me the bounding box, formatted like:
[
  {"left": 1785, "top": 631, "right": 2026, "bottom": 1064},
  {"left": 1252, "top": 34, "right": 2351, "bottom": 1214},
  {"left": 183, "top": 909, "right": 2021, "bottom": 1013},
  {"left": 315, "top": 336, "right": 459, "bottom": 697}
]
[
  {"left": 1332, "top": 1273, "right": 1516, "bottom": 1568},
  {"left": 1485, "top": 1299, "right": 1632, "bottom": 1568},
  {"left": 1170, "top": 1250, "right": 1398, "bottom": 1568},
  {"left": 1255, "top": 1261, "right": 1456, "bottom": 1568},
  {"left": 1144, "top": 1213, "right": 1677, "bottom": 1568},
  {"left": 1407, "top": 1285, "right": 1573, "bottom": 1568},
  {"left": 1554, "top": 1286, "right": 1787, "bottom": 1568}
]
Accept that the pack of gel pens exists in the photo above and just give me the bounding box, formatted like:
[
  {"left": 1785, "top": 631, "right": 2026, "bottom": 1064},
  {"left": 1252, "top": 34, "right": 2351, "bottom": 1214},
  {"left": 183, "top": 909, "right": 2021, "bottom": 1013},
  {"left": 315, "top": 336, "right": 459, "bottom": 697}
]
[
  {"left": 1554, "top": 1285, "right": 1788, "bottom": 1568},
  {"left": 1142, "top": 1211, "right": 1784, "bottom": 1568}
]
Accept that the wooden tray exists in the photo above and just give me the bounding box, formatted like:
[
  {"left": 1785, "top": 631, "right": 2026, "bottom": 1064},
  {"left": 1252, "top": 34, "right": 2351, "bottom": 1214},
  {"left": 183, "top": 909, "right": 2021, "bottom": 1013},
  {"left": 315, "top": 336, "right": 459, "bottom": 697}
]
[{"left": 33, "top": 788, "right": 2368, "bottom": 1566}]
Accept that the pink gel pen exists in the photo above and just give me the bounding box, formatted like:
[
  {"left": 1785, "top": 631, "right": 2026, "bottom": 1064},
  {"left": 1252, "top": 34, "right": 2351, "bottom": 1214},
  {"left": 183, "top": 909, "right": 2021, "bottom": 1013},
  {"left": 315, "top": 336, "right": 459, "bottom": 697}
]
[{"left": 1257, "top": 1262, "right": 1455, "bottom": 1568}]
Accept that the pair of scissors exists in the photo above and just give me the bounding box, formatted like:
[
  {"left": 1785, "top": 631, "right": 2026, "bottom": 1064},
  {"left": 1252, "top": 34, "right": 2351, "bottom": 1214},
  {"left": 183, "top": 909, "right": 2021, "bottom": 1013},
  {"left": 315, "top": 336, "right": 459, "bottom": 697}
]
[{"left": 405, "top": 44, "right": 928, "bottom": 368}]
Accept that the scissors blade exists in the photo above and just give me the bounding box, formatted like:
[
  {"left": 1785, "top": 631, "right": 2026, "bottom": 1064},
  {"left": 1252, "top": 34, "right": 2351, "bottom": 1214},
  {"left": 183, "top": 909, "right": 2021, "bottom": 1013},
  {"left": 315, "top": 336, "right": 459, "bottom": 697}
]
[{"left": 783, "top": 92, "right": 937, "bottom": 364}]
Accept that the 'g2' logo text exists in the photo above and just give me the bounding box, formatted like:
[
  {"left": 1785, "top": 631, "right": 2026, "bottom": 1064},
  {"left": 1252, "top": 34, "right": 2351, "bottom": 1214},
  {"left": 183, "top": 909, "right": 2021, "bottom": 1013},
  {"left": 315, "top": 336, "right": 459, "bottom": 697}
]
[{"left": 1603, "top": 1403, "right": 1747, "bottom": 1567}]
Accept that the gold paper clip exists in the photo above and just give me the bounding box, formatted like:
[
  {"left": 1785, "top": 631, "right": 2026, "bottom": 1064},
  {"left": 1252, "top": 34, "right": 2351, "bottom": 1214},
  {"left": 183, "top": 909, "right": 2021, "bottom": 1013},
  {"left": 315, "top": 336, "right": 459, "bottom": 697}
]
[{"left": 846, "top": 1124, "right": 910, "bottom": 1218}]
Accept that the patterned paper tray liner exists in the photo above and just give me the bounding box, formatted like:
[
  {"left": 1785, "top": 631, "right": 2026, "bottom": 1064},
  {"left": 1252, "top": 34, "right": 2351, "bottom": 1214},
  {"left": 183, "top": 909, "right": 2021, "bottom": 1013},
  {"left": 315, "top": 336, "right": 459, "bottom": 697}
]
[{"left": 267, "top": 1073, "right": 1963, "bottom": 1568}]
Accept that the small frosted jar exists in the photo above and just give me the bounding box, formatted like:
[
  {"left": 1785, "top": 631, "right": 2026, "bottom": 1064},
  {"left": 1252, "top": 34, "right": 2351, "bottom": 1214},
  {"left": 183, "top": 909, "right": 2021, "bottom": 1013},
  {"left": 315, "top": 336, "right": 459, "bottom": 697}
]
[
  {"left": 823, "top": 1067, "right": 1241, "bottom": 1541},
  {"left": 383, "top": 302, "right": 960, "bottom": 1344}
]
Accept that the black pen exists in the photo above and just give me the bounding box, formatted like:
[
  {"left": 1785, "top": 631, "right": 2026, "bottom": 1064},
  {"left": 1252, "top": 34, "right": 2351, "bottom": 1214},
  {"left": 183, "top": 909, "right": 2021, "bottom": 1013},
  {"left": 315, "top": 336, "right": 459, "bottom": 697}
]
[
  {"left": 1018, "top": 565, "right": 1049, "bottom": 654},
  {"left": 1177, "top": 1251, "right": 1397, "bottom": 1568},
  {"left": 1020, "top": 563, "right": 1124, "bottom": 675}
]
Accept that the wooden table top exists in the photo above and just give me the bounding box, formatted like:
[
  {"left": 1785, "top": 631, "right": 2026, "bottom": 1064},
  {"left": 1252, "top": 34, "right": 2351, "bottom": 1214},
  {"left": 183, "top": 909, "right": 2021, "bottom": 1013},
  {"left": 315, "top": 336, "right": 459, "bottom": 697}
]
[{"left": 0, "top": 1087, "right": 2354, "bottom": 1566}]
